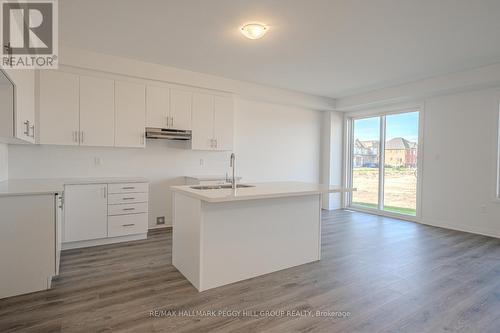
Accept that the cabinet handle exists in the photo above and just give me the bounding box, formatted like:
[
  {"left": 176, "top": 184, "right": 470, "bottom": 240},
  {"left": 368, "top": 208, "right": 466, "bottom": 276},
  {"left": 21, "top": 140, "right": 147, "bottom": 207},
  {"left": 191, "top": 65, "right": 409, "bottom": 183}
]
[
  {"left": 80, "top": 131, "right": 84, "bottom": 144},
  {"left": 171, "top": 116, "right": 174, "bottom": 127},
  {"left": 122, "top": 223, "right": 135, "bottom": 227},
  {"left": 122, "top": 197, "right": 135, "bottom": 200},
  {"left": 123, "top": 208, "right": 135, "bottom": 211},
  {"left": 122, "top": 186, "right": 135, "bottom": 190},
  {"left": 73, "top": 131, "right": 78, "bottom": 143},
  {"left": 23, "top": 120, "right": 29, "bottom": 136},
  {"left": 29, "top": 124, "right": 35, "bottom": 138}
]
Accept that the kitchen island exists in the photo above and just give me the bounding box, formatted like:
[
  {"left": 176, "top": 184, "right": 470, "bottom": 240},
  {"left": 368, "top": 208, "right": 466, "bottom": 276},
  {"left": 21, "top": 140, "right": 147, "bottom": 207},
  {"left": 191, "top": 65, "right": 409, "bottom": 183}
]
[{"left": 170, "top": 182, "right": 355, "bottom": 291}]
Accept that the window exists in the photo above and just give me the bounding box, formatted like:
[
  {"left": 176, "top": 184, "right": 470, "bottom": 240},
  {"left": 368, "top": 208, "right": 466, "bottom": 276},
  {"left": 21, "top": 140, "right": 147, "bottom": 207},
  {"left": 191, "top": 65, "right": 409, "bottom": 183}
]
[{"left": 348, "top": 110, "right": 420, "bottom": 216}]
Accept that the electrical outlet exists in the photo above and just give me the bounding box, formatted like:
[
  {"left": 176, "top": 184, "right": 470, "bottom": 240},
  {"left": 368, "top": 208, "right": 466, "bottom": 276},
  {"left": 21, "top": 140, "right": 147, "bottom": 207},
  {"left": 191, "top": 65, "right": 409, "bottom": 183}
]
[
  {"left": 156, "top": 216, "right": 165, "bottom": 225},
  {"left": 94, "top": 157, "right": 102, "bottom": 165}
]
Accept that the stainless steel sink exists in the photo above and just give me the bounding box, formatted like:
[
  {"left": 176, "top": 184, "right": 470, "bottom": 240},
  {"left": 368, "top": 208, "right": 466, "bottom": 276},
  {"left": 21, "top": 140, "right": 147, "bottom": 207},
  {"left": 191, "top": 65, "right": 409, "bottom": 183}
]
[{"left": 190, "top": 184, "right": 255, "bottom": 190}]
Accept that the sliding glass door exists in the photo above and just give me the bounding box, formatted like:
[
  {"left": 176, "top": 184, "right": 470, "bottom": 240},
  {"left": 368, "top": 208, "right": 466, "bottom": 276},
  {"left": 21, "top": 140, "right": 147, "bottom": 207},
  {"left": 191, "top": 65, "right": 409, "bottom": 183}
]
[
  {"left": 349, "top": 111, "right": 420, "bottom": 216},
  {"left": 351, "top": 117, "right": 381, "bottom": 209}
]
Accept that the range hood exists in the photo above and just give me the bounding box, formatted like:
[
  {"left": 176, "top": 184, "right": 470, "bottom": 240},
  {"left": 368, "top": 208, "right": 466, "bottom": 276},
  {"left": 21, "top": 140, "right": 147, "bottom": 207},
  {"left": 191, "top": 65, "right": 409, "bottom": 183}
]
[{"left": 145, "top": 127, "right": 192, "bottom": 141}]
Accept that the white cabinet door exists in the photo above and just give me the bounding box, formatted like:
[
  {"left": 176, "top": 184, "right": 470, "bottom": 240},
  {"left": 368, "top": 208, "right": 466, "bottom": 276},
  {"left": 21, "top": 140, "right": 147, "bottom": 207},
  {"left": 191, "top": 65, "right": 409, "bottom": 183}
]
[
  {"left": 214, "top": 95, "right": 234, "bottom": 151},
  {"left": 0, "top": 71, "right": 15, "bottom": 140},
  {"left": 170, "top": 89, "right": 192, "bottom": 130},
  {"left": 39, "top": 71, "right": 79, "bottom": 145},
  {"left": 3, "top": 69, "right": 35, "bottom": 143},
  {"left": 64, "top": 184, "right": 108, "bottom": 242},
  {"left": 191, "top": 92, "right": 214, "bottom": 150},
  {"left": 115, "top": 81, "right": 146, "bottom": 148},
  {"left": 55, "top": 194, "right": 63, "bottom": 275},
  {"left": 146, "top": 85, "right": 169, "bottom": 128},
  {"left": 0, "top": 194, "right": 55, "bottom": 298},
  {"left": 79, "top": 76, "right": 115, "bottom": 147}
]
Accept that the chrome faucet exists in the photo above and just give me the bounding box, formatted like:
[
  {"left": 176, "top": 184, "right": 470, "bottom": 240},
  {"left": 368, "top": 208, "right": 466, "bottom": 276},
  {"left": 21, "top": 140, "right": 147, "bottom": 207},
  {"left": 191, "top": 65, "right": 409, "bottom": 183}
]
[{"left": 229, "top": 153, "right": 236, "bottom": 189}]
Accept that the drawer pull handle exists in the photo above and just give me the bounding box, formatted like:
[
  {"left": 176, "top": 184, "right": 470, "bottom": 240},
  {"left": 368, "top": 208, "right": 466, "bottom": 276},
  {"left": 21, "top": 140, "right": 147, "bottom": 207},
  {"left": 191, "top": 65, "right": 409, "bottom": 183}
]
[
  {"left": 122, "top": 187, "right": 135, "bottom": 190},
  {"left": 122, "top": 197, "right": 135, "bottom": 200},
  {"left": 123, "top": 208, "right": 135, "bottom": 211},
  {"left": 122, "top": 223, "right": 135, "bottom": 227}
]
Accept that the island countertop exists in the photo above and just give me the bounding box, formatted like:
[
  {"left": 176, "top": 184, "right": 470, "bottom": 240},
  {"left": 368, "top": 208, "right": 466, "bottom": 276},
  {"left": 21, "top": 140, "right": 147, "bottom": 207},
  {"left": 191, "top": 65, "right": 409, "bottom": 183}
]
[{"left": 171, "top": 181, "right": 355, "bottom": 203}]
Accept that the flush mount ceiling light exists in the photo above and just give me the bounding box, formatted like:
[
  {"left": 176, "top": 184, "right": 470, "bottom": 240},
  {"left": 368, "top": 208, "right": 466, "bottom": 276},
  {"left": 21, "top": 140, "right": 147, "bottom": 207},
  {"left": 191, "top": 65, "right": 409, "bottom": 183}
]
[{"left": 240, "top": 23, "right": 268, "bottom": 40}]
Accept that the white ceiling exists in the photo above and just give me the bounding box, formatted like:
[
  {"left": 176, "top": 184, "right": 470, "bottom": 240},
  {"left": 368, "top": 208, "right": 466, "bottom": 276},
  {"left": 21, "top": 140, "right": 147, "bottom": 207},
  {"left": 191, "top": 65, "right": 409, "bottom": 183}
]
[{"left": 60, "top": 0, "right": 500, "bottom": 98}]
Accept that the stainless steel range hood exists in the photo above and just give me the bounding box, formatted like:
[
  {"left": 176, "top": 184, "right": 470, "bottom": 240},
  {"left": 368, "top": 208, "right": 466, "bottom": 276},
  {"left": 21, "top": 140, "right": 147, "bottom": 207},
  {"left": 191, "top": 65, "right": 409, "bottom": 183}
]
[{"left": 145, "top": 128, "right": 192, "bottom": 140}]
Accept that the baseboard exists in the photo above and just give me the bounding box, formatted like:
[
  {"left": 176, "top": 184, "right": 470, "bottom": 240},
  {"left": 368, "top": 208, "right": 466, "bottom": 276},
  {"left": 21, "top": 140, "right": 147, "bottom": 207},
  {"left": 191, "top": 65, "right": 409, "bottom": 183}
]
[
  {"left": 62, "top": 233, "right": 147, "bottom": 250},
  {"left": 344, "top": 208, "right": 500, "bottom": 239},
  {"left": 420, "top": 218, "right": 500, "bottom": 239}
]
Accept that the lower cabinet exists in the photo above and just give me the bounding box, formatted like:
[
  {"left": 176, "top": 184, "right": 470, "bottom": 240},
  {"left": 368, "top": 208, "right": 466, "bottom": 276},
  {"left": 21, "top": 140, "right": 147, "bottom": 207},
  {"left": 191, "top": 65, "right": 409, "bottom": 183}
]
[
  {"left": 64, "top": 184, "right": 108, "bottom": 242},
  {"left": 0, "top": 194, "right": 57, "bottom": 299},
  {"left": 63, "top": 182, "right": 149, "bottom": 249}
]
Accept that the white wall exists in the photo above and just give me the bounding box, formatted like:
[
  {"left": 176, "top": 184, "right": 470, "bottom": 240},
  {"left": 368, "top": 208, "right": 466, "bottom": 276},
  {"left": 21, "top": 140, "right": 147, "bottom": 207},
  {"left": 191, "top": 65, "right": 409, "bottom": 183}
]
[
  {"left": 8, "top": 98, "right": 322, "bottom": 228},
  {"left": 234, "top": 99, "right": 321, "bottom": 183},
  {"left": 0, "top": 143, "right": 7, "bottom": 181},
  {"left": 419, "top": 88, "right": 500, "bottom": 238},
  {"left": 338, "top": 65, "right": 500, "bottom": 238},
  {"left": 320, "top": 111, "right": 344, "bottom": 210}
]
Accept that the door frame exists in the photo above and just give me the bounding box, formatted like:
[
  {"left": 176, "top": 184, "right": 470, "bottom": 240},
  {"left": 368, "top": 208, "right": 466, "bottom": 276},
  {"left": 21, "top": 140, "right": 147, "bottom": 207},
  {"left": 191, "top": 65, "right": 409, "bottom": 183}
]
[{"left": 343, "top": 103, "right": 425, "bottom": 222}]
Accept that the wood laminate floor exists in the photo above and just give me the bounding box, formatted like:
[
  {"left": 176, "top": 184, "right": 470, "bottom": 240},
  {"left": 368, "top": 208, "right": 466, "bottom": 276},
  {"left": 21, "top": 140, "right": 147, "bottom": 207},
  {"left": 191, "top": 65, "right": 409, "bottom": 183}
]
[{"left": 1, "top": 210, "right": 499, "bottom": 332}]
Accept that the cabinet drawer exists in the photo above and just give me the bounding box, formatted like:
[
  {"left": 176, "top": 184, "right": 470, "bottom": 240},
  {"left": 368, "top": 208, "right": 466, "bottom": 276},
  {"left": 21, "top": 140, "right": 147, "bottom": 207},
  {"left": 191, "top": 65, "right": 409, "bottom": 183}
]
[
  {"left": 108, "top": 202, "right": 148, "bottom": 216},
  {"left": 108, "top": 182, "right": 148, "bottom": 194},
  {"left": 108, "top": 192, "right": 148, "bottom": 205},
  {"left": 108, "top": 213, "right": 148, "bottom": 237}
]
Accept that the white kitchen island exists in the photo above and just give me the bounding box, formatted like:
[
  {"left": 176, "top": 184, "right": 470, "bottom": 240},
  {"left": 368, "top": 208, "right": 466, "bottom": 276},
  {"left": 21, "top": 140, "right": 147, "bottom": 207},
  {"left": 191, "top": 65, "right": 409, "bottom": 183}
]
[{"left": 170, "top": 182, "right": 355, "bottom": 291}]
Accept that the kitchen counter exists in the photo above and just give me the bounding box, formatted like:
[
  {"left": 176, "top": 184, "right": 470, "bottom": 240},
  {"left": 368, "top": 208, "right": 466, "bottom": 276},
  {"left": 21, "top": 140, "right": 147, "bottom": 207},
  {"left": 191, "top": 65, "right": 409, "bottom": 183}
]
[
  {"left": 172, "top": 181, "right": 355, "bottom": 291},
  {"left": 171, "top": 181, "right": 355, "bottom": 203},
  {"left": 185, "top": 175, "right": 242, "bottom": 182},
  {"left": 0, "top": 177, "right": 149, "bottom": 197}
]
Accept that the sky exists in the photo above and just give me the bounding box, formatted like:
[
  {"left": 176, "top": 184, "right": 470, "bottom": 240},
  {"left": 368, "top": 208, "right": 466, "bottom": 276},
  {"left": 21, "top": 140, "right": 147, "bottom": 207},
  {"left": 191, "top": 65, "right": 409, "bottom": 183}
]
[{"left": 354, "top": 112, "right": 419, "bottom": 142}]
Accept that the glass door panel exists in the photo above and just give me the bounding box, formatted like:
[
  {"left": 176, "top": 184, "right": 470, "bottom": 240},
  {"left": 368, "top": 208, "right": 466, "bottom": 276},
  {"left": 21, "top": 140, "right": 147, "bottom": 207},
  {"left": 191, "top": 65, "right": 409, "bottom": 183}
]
[
  {"left": 383, "top": 112, "right": 419, "bottom": 215},
  {"left": 352, "top": 117, "right": 380, "bottom": 209}
]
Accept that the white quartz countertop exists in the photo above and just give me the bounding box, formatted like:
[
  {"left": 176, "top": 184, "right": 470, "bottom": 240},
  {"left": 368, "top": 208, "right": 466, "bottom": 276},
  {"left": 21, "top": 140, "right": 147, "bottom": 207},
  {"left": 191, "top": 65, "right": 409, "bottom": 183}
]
[
  {"left": 171, "top": 181, "right": 356, "bottom": 203},
  {"left": 185, "top": 175, "right": 242, "bottom": 181},
  {"left": 0, "top": 177, "right": 149, "bottom": 197}
]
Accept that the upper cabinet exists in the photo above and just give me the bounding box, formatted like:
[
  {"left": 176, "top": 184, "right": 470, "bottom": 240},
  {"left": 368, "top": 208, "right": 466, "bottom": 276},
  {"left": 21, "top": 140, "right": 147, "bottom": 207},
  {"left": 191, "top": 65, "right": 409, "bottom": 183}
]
[
  {"left": 0, "top": 69, "right": 35, "bottom": 143},
  {"left": 192, "top": 93, "right": 214, "bottom": 150},
  {"left": 79, "top": 76, "right": 115, "bottom": 147},
  {"left": 146, "top": 85, "right": 169, "bottom": 128},
  {"left": 37, "top": 69, "right": 232, "bottom": 150},
  {"left": 213, "top": 95, "right": 234, "bottom": 151},
  {"left": 192, "top": 92, "right": 233, "bottom": 151},
  {"left": 146, "top": 86, "right": 192, "bottom": 130},
  {"left": 169, "top": 89, "right": 192, "bottom": 130},
  {"left": 115, "top": 81, "right": 146, "bottom": 148},
  {"left": 38, "top": 70, "right": 146, "bottom": 148},
  {"left": 38, "top": 71, "right": 80, "bottom": 146}
]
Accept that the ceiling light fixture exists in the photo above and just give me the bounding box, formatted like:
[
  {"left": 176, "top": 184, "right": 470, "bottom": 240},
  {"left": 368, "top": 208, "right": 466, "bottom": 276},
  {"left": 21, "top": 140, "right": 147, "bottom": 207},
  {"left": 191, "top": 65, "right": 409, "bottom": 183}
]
[{"left": 240, "top": 23, "right": 268, "bottom": 40}]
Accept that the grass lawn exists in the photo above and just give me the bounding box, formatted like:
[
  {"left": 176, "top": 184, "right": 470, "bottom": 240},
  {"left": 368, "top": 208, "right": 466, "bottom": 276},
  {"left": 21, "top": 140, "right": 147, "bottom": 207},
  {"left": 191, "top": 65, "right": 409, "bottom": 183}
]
[
  {"left": 351, "top": 167, "right": 417, "bottom": 216},
  {"left": 352, "top": 202, "right": 416, "bottom": 216}
]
